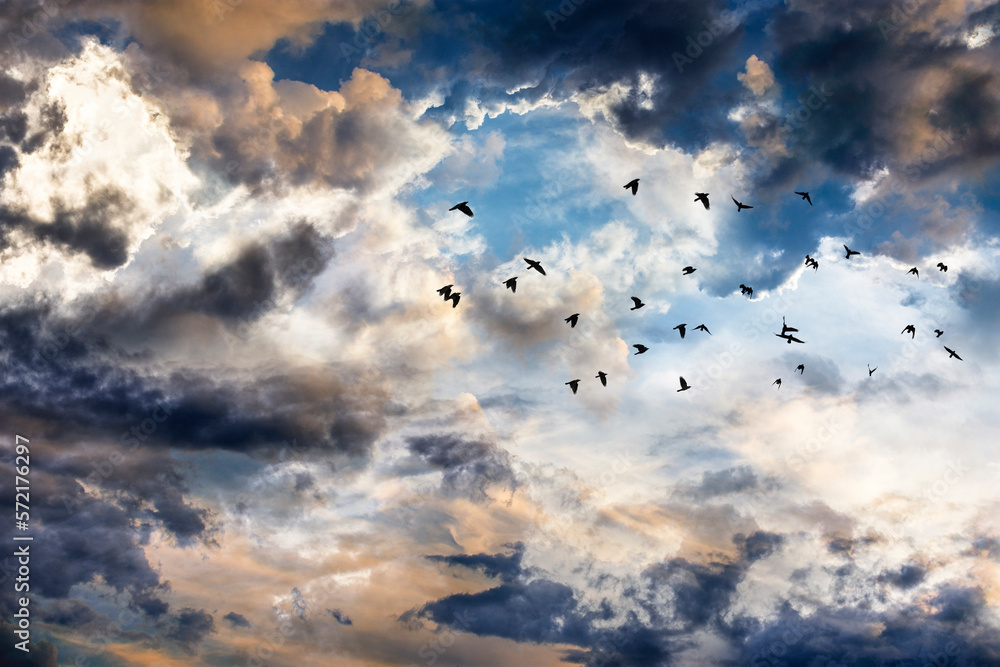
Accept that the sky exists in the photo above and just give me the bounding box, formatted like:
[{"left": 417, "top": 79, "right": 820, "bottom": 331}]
[{"left": 1, "top": 1, "right": 999, "bottom": 665}]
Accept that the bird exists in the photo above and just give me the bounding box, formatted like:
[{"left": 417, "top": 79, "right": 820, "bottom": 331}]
[
  {"left": 944, "top": 346, "right": 962, "bottom": 360},
  {"left": 907, "top": 267, "right": 919, "bottom": 278},
  {"left": 693, "top": 324, "right": 711, "bottom": 335},
  {"left": 745, "top": 286, "right": 753, "bottom": 297},
  {"left": 633, "top": 344, "right": 649, "bottom": 355},
  {"left": 844, "top": 245, "right": 860, "bottom": 259},
  {"left": 781, "top": 317, "right": 798, "bottom": 335},
  {"left": 448, "top": 292, "right": 461, "bottom": 308},
  {"left": 677, "top": 376, "right": 691, "bottom": 392},
  {"left": 796, "top": 364, "right": 804, "bottom": 374},
  {"left": 795, "top": 191, "right": 812, "bottom": 206},
  {"left": 682, "top": 266, "right": 697, "bottom": 275},
  {"left": 674, "top": 323, "right": 687, "bottom": 339},
  {"left": 901, "top": 324, "right": 915, "bottom": 339},
  {"left": 565, "top": 313, "right": 580, "bottom": 328},
  {"left": 808, "top": 259, "right": 819, "bottom": 271},
  {"left": 624, "top": 178, "right": 640, "bottom": 195},
  {"left": 449, "top": 201, "right": 473, "bottom": 217},
  {"left": 596, "top": 371, "right": 607, "bottom": 386},
  {"left": 772, "top": 378, "right": 782, "bottom": 390},
  {"left": 437, "top": 284, "right": 454, "bottom": 299},
  {"left": 804, "top": 254, "right": 813, "bottom": 265},
  {"left": 523, "top": 258, "right": 546, "bottom": 275},
  {"left": 694, "top": 193, "right": 710, "bottom": 210},
  {"left": 731, "top": 195, "right": 753, "bottom": 212},
  {"left": 934, "top": 329, "right": 944, "bottom": 338},
  {"left": 937, "top": 262, "right": 948, "bottom": 272},
  {"left": 503, "top": 277, "right": 517, "bottom": 293},
  {"left": 775, "top": 333, "right": 806, "bottom": 344},
  {"left": 868, "top": 364, "right": 877, "bottom": 377},
  {"left": 566, "top": 379, "right": 581, "bottom": 394},
  {"left": 630, "top": 296, "right": 645, "bottom": 311}
]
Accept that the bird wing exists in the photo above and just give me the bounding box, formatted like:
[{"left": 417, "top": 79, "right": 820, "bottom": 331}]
[
  {"left": 631, "top": 296, "right": 642, "bottom": 307},
  {"left": 679, "top": 377, "right": 688, "bottom": 389}
]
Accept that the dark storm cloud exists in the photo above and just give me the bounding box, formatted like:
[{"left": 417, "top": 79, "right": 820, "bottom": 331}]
[
  {"left": 328, "top": 608, "right": 353, "bottom": 625},
  {"left": 755, "top": 0, "right": 1000, "bottom": 190},
  {"left": 426, "top": 542, "right": 525, "bottom": 583},
  {"left": 738, "top": 588, "right": 1000, "bottom": 667},
  {"left": 688, "top": 465, "right": 761, "bottom": 498},
  {"left": 223, "top": 611, "right": 252, "bottom": 628},
  {"left": 165, "top": 608, "right": 215, "bottom": 651},
  {"left": 406, "top": 433, "right": 517, "bottom": 501},
  {"left": 0, "top": 622, "right": 58, "bottom": 667},
  {"left": 0, "top": 185, "right": 134, "bottom": 269},
  {"left": 404, "top": 532, "right": 784, "bottom": 664},
  {"left": 0, "top": 144, "right": 18, "bottom": 176},
  {"left": 100, "top": 220, "right": 334, "bottom": 340},
  {"left": 0, "top": 461, "right": 170, "bottom": 620},
  {"left": 878, "top": 562, "right": 926, "bottom": 589},
  {"left": 0, "top": 296, "right": 386, "bottom": 458},
  {"left": 351, "top": 0, "right": 746, "bottom": 149},
  {"left": 0, "top": 110, "right": 29, "bottom": 143},
  {"left": 0, "top": 72, "right": 29, "bottom": 107}
]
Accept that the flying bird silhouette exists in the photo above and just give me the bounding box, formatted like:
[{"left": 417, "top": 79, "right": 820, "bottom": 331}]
[
  {"left": 503, "top": 277, "right": 517, "bottom": 293},
  {"left": 624, "top": 178, "right": 640, "bottom": 195},
  {"left": 449, "top": 201, "right": 473, "bottom": 217},
  {"left": 937, "top": 262, "right": 948, "bottom": 272},
  {"left": 844, "top": 245, "right": 860, "bottom": 259},
  {"left": 677, "top": 376, "right": 691, "bottom": 392},
  {"left": 694, "top": 193, "right": 710, "bottom": 210},
  {"left": 674, "top": 323, "right": 687, "bottom": 339},
  {"left": 682, "top": 266, "right": 697, "bottom": 275},
  {"left": 781, "top": 317, "right": 798, "bottom": 335},
  {"left": 633, "top": 344, "right": 649, "bottom": 355},
  {"left": 437, "top": 284, "right": 454, "bottom": 299},
  {"left": 448, "top": 292, "right": 461, "bottom": 308},
  {"left": 565, "top": 313, "right": 580, "bottom": 328},
  {"left": 630, "top": 296, "right": 645, "bottom": 310},
  {"left": 795, "top": 191, "right": 812, "bottom": 206},
  {"left": 523, "top": 258, "right": 546, "bottom": 275},
  {"left": 934, "top": 329, "right": 944, "bottom": 338},
  {"left": 731, "top": 195, "right": 753, "bottom": 212},
  {"left": 807, "top": 258, "right": 819, "bottom": 271},
  {"left": 868, "top": 364, "right": 877, "bottom": 377},
  {"left": 775, "top": 333, "right": 806, "bottom": 344},
  {"left": 596, "top": 371, "right": 607, "bottom": 386},
  {"left": 566, "top": 379, "right": 581, "bottom": 394},
  {"left": 693, "top": 324, "right": 711, "bottom": 335},
  {"left": 772, "top": 378, "right": 782, "bottom": 390},
  {"left": 944, "top": 346, "right": 963, "bottom": 360},
  {"left": 796, "top": 364, "right": 804, "bottom": 374},
  {"left": 907, "top": 267, "right": 919, "bottom": 278},
  {"left": 901, "top": 324, "right": 915, "bottom": 339}
]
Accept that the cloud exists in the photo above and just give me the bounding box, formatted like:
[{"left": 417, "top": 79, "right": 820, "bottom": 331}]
[
  {"left": 738, "top": 55, "right": 777, "bottom": 96},
  {"left": 223, "top": 611, "right": 251, "bottom": 628}
]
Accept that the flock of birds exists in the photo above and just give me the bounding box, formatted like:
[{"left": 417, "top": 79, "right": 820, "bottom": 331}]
[{"left": 440, "top": 181, "right": 964, "bottom": 395}]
